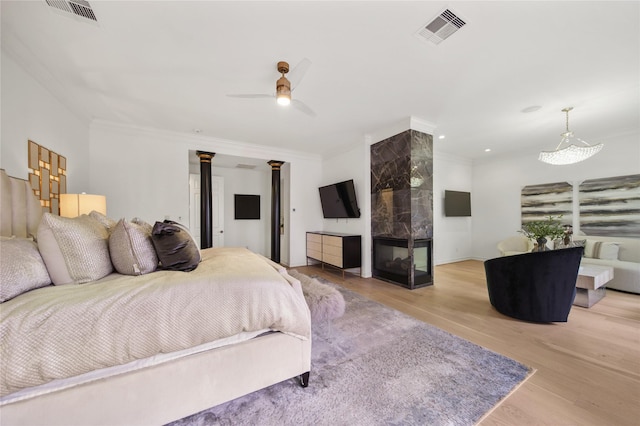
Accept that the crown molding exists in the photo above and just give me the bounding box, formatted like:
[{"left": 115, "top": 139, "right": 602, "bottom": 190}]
[
  {"left": 365, "top": 116, "right": 436, "bottom": 145},
  {"left": 90, "top": 119, "right": 322, "bottom": 163}
]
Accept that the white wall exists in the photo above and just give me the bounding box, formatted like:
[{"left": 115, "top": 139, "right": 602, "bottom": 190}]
[
  {"left": 433, "top": 151, "right": 473, "bottom": 264},
  {"left": 318, "top": 121, "right": 477, "bottom": 275},
  {"left": 1, "top": 50, "right": 90, "bottom": 191},
  {"left": 472, "top": 132, "right": 640, "bottom": 260},
  {"left": 320, "top": 141, "right": 371, "bottom": 275},
  {"left": 287, "top": 156, "right": 325, "bottom": 266},
  {"left": 89, "top": 120, "right": 323, "bottom": 267},
  {"left": 210, "top": 167, "right": 271, "bottom": 256}
]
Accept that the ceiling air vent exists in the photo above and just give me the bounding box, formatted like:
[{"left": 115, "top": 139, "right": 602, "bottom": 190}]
[
  {"left": 45, "top": 0, "right": 98, "bottom": 23},
  {"left": 415, "top": 9, "right": 466, "bottom": 45}
]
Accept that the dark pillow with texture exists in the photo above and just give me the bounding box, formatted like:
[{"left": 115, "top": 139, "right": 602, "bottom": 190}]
[{"left": 151, "top": 220, "right": 201, "bottom": 271}]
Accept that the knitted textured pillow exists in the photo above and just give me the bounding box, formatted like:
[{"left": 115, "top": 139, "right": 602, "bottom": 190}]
[
  {"left": 0, "top": 238, "right": 51, "bottom": 302},
  {"left": 37, "top": 213, "right": 113, "bottom": 285},
  {"left": 109, "top": 219, "right": 158, "bottom": 275}
]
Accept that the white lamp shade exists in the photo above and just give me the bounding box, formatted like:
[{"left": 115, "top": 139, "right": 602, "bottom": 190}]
[{"left": 60, "top": 193, "right": 107, "bottom": 218}]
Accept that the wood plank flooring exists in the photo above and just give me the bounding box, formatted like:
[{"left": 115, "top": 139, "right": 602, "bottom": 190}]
[{"left": 294, "top": 261, "right": 640, "bottom": 425}]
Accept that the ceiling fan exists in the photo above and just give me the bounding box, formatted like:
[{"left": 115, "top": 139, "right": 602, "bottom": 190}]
[{"left": 227, "top": 58, "right": 316, "bottom": 117}]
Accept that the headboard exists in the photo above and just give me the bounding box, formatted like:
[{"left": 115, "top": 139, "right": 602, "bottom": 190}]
[{"left": 0, "top": 169, "right": 43, "bottom": 238}]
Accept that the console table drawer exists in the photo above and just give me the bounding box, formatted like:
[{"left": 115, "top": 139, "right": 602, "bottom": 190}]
[
  {"left": 323, "top": 253, "right": 343, "bottom": 268},
  {"left": 307, "top": 249, "right": 322, "bottom": 261},
  {"left": 306, "top": 232, "right": 361, "bottom": 276},
  {"left": 322, "top": 244, "right": 343, "bottom": 257},
  {"left": 307, "top": 233, "right": 322, "bottom": 244},
  {"left": 322, "top": 235, "right": 343, "bottom": 248},
  {"left": 307, "top": 241, "right": 322, "bottom": 253}
]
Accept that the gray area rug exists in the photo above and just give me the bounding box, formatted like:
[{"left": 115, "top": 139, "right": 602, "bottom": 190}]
[{"left": 170, "top": 273, "right": 532, "bottom": 426}]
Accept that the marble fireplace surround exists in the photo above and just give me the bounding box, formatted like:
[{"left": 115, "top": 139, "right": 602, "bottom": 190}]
[{"left": 370, "top": 129, "right": 434, "bottom": 288}]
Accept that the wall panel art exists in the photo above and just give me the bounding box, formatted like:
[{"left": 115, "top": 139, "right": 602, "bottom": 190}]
[
  {"left": 28, "top": 140, "right": 67, "bottom": 214},
  {"left": 521, "top": 181, "right": 573, "bottom": 226},
  {"left": 579, "top": 174, "right": 640, "bottom": 237}
]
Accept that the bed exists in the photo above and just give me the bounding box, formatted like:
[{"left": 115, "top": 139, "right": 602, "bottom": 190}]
[{"left": 0, "top": 169, "right": 312, "bottom": 425}]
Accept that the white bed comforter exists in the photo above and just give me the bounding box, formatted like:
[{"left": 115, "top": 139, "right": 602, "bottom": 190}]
[{"left": 0, "top": 247, "right": 310, "bottom": 397}]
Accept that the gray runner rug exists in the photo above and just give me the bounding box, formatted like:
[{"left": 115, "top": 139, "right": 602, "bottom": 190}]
[{"left": 170, "top": 272, "right": 532, "bottom": 426}]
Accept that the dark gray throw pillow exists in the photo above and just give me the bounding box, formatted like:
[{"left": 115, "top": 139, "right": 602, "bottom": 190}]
[{"left": 151, "top": 220, "right": 201, "bottom": 272}]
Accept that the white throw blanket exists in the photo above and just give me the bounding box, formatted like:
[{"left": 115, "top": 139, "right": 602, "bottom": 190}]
[{"left": 0, "top": 247, "right": 310, "bottom": 397}]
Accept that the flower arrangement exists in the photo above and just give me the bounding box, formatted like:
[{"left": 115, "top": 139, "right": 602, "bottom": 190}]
[{"left": 519, "top": 215, "right": 566, "bottom": 251}]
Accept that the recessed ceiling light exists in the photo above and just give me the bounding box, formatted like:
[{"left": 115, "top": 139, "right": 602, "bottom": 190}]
[
  {"left": 193, "top": 128, "right": 202, "bottom": 134},
  {"left": 438, "top": 135, "right": 446, "bottom": 139},
  {"left": 521, "top": 105, "right": 542, "bottom": 113},
  {"left": 485, "top": 148, "right": 491, "bottom": 152}
]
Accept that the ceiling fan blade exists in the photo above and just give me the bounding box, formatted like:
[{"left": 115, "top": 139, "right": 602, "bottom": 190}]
[
  {"left": 292, "top": 99, "right": 316, "bottom": 117},
  {"left": 288, "top": 58, "right": 312, "bottom": 91},
  {"left": 227, "top": 94, "right": 274, "bottom": 99}
]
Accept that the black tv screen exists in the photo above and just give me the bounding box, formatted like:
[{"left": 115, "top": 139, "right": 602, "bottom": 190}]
[
  {"left": 234, "top": 194, "right": 260, "bottom": 219},
  {"left": 319, "top": 179, "right": 361, "bottom": 219},
  {"left": 444, "top": 190, "right": 471, "bottom": 217}
]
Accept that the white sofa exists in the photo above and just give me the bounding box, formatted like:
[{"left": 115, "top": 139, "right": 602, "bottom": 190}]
[{"left": 579, "top": 235, "right": 640, "bottom": 294}]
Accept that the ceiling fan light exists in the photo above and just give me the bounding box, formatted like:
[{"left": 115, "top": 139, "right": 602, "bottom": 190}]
[
  {"left": 277, "top": 93, "right": 291, "bottom": 106},
  {"left": 276, "top": 75, "right": 291, "bottom": 106}
]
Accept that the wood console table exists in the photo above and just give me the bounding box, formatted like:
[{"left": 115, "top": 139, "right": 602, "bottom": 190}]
[{"left": 306, "top": 232, "right": 361, "bottom": 277}]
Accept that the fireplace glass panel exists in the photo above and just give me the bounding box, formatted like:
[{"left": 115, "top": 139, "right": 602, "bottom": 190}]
[{"left": 372, "top": 237, "right": 432, "bottom": 289}]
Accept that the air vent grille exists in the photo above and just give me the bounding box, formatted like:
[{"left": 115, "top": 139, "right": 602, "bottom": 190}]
[
  {"left": 416, "top": 9, "right": 466, "bottom": 45},
  {"left": 236, "top": 164, "right": 257, "bottom": 170},
  {"left": 45, "top": 0, "right": 97, "bottom": 22}
]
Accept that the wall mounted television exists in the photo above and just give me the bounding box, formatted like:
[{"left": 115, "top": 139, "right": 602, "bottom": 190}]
[
  {"left": 319, "top": 179, "right": 361, "bottom": 219},
  {"left": 234, "top": 194, "right": 260, "bottom": 220},
  {"left": 444, "top": 190, "right": 471, "bottom": 217}
]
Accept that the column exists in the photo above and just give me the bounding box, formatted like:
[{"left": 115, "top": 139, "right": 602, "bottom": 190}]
[
  {"left": 268, "top": 160, "right": 285, "bottom": 263},
  {"left": 197, "top": 151, "right": 215, "bottom": 249}
]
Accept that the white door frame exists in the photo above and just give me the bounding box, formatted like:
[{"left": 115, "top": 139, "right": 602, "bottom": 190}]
[{"left": 189, "top": 173, "right": 224, "bottom": 248}]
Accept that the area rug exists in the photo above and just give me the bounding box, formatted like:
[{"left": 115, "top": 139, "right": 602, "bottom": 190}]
[{"left": 169, "top": 273, "right": 532, "bottom": 426}]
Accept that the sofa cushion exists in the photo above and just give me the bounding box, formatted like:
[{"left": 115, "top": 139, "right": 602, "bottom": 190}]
[
  {"left": 37, "top": 213, "right": 113, "bottom": 285},
  {"left": 584, "top": 240, "right": 619, "bottom": 260},
  {"left": 0, "top": 238, "right": 51, "bottom": 302},
  {"left": 109, "top": 219, "right": 158, "bottom": 275},
  {"left": 582, "top": 235, "right": 640, "bottom": 263}
]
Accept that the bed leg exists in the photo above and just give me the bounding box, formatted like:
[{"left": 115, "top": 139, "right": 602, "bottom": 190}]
[{"left": 299, "top": 371, "right": 310, "bottom": 388}]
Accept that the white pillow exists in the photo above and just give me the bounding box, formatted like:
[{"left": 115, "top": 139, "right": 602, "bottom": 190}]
[
  {"left": 89, "top": 210, "right": 117, "bottom": 233},
  {"left": 37, "top": 213, "right": 113, "bottom": 285},
  {"left": 0, "top": 238, "right": 51, "bottom": 302},
  {"left": 109, "top": 219, "right": 158, "bottom": 275},
  {"left": 584, "top": 240, "right": 620, "bottom": 260}
]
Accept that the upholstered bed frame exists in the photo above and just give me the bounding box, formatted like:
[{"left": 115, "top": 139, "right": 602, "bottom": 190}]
[{"left": 0, "top": 169, "right": 312, "bottom": 425}]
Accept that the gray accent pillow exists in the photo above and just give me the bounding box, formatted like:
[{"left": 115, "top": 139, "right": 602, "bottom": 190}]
[
  {"left": 151, "top": 220, "right": 201, "bottom": 272},
  {"left": 109, "top": 219, "right": 158, "bottom": 275},
  {"left": 0, "top": 238, "right": 51, "bottom": 302},
  {"left": 37, "top": 213, "right": 113, "bottom": 285}
]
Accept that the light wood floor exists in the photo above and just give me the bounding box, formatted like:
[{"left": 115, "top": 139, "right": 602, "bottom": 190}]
[{"left": 295, "top": 261, "right": 640, "bottom": 426}]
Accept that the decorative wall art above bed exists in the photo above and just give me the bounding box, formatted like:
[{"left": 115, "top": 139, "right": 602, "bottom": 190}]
[
  {"left": 579, "top": 174, "right": 640, "bottom": 237},
  {"left": 28, "top": 140, "right": 66, "bottom": 215}
]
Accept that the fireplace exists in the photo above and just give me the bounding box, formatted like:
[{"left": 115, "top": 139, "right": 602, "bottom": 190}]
[
  {"left": 370, "top": 128, "right": 434, "bottom": 289},
  {"left": 373, "top": 237, "right": 432, "bottom": 289}
]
